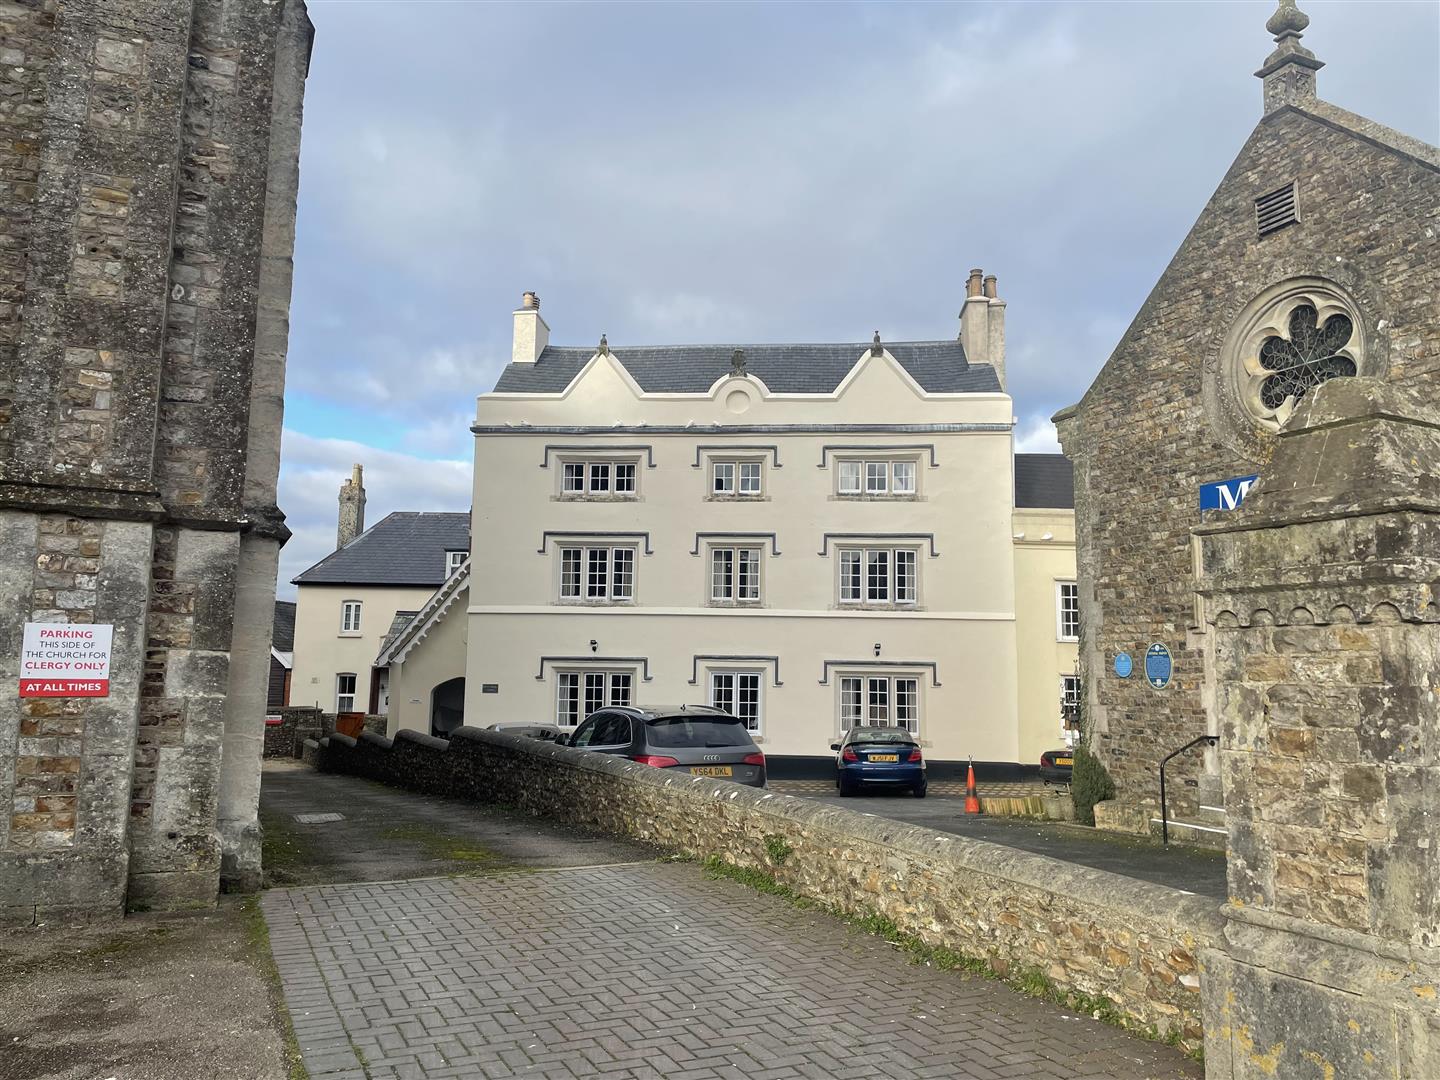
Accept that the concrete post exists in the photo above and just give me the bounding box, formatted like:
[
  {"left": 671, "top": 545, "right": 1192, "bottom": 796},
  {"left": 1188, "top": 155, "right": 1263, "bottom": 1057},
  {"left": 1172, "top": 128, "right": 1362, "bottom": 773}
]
[{"left": 1196, "top": 377, "right": 1440, "bottom": 1078}]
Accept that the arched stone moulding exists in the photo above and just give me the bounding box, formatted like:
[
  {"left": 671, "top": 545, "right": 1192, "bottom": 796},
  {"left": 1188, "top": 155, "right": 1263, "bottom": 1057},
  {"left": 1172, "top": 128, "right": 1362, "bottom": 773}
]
[{"left": 1208, "top": 597, "right": 1440, "bottom": 628}]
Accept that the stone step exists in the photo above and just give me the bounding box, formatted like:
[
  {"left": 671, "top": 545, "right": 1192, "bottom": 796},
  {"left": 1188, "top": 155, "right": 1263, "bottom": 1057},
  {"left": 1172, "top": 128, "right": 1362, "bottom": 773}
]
[
  {"left": 1150, "top": 816, "right": 1227, "bottom": 849},
  {"left": 1198, "top": 803, "right": 1227, "bottom": 825}
]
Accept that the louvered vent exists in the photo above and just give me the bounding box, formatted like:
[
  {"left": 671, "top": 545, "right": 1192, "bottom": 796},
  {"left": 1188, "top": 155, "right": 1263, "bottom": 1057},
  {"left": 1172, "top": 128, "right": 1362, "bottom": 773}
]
[{"left": 1255, "top": 182, "right": 1298, "bottom": 236}]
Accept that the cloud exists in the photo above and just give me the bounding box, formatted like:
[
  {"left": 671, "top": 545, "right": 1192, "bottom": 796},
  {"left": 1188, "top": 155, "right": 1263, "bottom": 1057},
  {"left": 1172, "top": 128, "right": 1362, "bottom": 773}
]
[
  {"left": 273, "top": 0, "right": 1437, "bottom": 592},
  {"left": 276, "top": 430, "right": 471, "bottom": 597},
  {"left": 1015, "top": 416, "right": 1062, "bottom": 455}
]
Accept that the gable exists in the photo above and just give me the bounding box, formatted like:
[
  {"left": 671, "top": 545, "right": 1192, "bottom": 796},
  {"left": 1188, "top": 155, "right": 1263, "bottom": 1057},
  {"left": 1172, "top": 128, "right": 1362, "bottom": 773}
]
[{"left": 1066, "top": 104, "right": 1440, "bottom": 457}]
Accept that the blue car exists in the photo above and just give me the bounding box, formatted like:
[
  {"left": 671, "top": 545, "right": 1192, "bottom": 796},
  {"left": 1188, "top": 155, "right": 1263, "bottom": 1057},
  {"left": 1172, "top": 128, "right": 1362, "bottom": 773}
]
[{"left": 831, "top": 726, "right": 926, "bottom": 797}]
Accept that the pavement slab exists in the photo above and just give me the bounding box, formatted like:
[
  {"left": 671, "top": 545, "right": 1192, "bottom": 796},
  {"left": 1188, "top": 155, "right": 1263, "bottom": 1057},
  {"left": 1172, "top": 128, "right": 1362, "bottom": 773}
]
[{"left": 261, "top": 767, "right": 1203, "bottom": 1080}]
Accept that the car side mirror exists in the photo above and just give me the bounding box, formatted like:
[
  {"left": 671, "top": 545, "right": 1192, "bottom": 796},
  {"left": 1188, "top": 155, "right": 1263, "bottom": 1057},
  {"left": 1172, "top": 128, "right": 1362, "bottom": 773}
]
[
  {"left": 829, "top": 742, "right": 841, "bottom": 752},
  {"left": 555, "top": 734, "right": 568, "bottom": 746}
]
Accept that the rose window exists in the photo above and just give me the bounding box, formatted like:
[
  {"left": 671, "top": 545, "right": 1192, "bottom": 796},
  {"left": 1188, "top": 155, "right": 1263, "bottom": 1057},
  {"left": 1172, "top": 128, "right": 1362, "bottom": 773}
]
[{"left": 1256, "top": 305, "right": 1356, "bottom": 410}]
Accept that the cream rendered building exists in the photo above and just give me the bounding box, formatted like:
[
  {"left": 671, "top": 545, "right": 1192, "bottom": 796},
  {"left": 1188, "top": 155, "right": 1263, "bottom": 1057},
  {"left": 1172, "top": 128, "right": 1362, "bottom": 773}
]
[
  {"left": 291, "top": 506, "right": 470, "bottom": 718},
  {"left": 381, "top": 280, "right": 1077, "bottom": 771}
]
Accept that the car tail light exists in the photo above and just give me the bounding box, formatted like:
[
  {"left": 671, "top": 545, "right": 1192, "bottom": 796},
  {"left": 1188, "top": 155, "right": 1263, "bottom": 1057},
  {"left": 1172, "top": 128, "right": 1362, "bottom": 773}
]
[
  {"left": 633, "top": 754, "right": 679, "bottom": 768},
  {"left": 909, "top": 747, "right": 923, "bottom": 762},
  {"left": 841, "top": 747, "right": 859, "bottom": 763},
  {"left": 743, "top": 752, "right": 765, "bottom": 767},
  {"left": 1041, "top": 753, "right": 1052, "bottom": 767}
]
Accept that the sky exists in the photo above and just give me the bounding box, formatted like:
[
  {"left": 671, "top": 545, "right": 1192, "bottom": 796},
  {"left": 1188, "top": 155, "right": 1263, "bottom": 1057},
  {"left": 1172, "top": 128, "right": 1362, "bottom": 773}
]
[{"left": 275, "top": 0, "right": 1439, "bottom": 595}]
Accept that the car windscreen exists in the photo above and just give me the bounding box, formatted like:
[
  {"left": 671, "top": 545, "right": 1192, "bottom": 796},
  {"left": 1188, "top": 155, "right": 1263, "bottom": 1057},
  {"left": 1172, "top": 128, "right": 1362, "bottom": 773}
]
[
  {"left": 646, "top": 717, "right": 752, "bottom": 748},
  {"left": 848, "top": 729, "right": 917, "bottom": 747}
]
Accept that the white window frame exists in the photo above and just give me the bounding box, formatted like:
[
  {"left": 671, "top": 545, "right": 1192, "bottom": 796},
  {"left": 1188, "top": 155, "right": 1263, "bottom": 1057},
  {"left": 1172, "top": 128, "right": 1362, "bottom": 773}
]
[
  {"left": 837, "top": 547, "right": 919, "bottom": 607},
  {"left": 835, "top": 458, "right": 921, "bottom": 498},
  {"left": 1061, "top": 675, "right": 1081, "bottom": 744},
  {"left": 446, "top": 550, "right": 467, "bottom": 577},
  {"left": 558, "top": 458, "right": 640, "bottom": 497},
  {"left": 556, "top": 669, "right": 634, "bottom": 728},
  {"left": 837, "top": 673, "right": 920, "bottom": 734},
  {"left": 709, "top": 546, "right": 762, "bottom": 604},
  {"left": 711, "top": 459, "right": 763, "bottom": 497},
  {"left": 708, "top": 670, "right": 762, "bottom": 733},
  {"left": 335, "top": 672, "right": 357, "bottom": 714},
  {"left": 1057, "top": 581, "right": 1080, "bottom": 641},
  {"left": 559, "top": 545, "right": 636, "bottom": 603},
  {"left": 340, "top": 600, "right": 362, "bottom": 634}
]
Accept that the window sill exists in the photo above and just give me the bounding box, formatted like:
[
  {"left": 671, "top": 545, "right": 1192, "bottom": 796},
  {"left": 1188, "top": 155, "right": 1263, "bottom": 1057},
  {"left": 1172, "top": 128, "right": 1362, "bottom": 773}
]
[
  {"left": 836, "top": 603, "right": 923, "bottom": 612},
  {"left": 707, "top": 600, "right": 764, "bottom": 609},
  {"left": 832, "top": 493, "right": 921, "bottom": 501},
  {"left": 555, "top": 599, "right": 637, "bottom": 607},
  {"left": 1057, "top": 636, "right": 1079, "bottom": 644},
  {"left": 554, "top": 494, "right": 640, "bottom": 502},
  {"left": 705, "top": 494, "right": 769, "bottom": 502},
  {"left": 337, "top": 632, "right": 363, "bottom": 638}
]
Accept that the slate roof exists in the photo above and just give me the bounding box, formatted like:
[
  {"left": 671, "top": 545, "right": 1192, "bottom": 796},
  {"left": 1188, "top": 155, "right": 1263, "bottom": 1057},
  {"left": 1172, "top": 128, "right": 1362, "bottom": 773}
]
[
  {"left": 491, "top": 341, "right": 1000, "bottom": 395},
  {"left": 271, "top": 600, "right": 296, "bottom": 651},
  {"left": 292, "top": 512, "right": 471, "bottom": 586},
  {"left": 1014, "top": 454, "right": 1075, "bottom": 509},
  {"left": 380, "top": 610, "right": 419, "bottom": 654}
]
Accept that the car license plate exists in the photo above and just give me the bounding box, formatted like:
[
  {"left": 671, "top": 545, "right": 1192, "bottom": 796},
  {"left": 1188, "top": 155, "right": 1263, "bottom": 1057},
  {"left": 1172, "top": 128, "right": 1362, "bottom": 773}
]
[
  {"left": 868, "top": 754, "right": 899, "bottom": 762},
  {"left": 690, "top": 766, "right": 733, "bottom": 777},
  {"left": 1055, "top": 757, "right": 1073, "bottom": 767}
]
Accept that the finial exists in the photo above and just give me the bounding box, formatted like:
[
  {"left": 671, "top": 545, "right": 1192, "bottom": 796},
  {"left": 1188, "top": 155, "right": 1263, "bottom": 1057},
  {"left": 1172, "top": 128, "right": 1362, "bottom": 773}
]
[
  {"left": 730, "top": 348, "right": 746, "bottom": 377},
  {"left": 1266, "top": 0, "right": 1309, "bottom": 39},
  {"left": 871, "top": 331, "right": 883, "bottom": 357},
  {"left": 1256, "top": 0, "right": 1321, "bottom": 114},
  {"left": 598, "top": 333, "right": 608, "bottom": 356}
]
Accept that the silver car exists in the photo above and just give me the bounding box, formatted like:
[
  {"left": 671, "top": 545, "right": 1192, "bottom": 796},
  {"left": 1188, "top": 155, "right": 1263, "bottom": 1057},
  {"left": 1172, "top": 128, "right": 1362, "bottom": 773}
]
[{"left": 562, "top": 704, "right": 767, "bottom": 787}]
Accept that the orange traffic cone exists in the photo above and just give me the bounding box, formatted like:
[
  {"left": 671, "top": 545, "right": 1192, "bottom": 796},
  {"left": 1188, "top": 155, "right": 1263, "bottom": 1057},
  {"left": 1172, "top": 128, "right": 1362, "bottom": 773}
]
[{"left": 964, "top": 758, "right": 981, "bottom": 814}]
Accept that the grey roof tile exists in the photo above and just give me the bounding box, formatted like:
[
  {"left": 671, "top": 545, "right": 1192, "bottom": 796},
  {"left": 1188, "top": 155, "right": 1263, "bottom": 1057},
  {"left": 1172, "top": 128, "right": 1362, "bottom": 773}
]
[
  {"left": 380, "top": 610, "right": 420, "bottom": 653},
  {"left": 292, "top": 512, "right": 470, "bottom": 586},
  {"left": 271, "top": 600, "right": 296, "bottom": 651},
  {"left": 491, "top": 341, "right": 999, "bottom": 395},
  {"left": 1014, "top": 454, "right": 1075, "bottom": 509}
]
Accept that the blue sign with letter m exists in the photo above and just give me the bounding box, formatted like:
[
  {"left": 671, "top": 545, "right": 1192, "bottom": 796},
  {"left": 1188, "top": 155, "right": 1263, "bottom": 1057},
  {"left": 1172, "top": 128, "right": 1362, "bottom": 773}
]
[{"left": 1199, "top": 474, "right": 1259, "bottom": 511}]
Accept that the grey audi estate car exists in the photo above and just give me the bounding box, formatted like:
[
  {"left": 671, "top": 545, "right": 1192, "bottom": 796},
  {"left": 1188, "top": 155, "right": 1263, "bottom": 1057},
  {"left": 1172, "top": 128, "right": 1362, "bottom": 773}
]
[{"left": 562, "top": 704, "right": 767, "bottom": 787}]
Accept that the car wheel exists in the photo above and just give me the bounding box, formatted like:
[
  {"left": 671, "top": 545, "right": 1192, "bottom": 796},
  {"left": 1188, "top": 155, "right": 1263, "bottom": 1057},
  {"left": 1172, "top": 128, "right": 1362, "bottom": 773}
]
[
  {"left": 839, "top": 778, "right": 856, "bottom": 797},
  {"left": 913, "top": 782, "right": 927, "bottom": 799}
]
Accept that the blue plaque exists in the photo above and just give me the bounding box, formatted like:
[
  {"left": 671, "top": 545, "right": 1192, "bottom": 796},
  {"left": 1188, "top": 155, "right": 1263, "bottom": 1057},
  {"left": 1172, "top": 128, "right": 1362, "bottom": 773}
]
[
  {"left": 1114, "top": 652, "right": 1133, "bottom": 678},
  {"left": 1144, "top": 643, "right": 1173, "bottom": 690}
]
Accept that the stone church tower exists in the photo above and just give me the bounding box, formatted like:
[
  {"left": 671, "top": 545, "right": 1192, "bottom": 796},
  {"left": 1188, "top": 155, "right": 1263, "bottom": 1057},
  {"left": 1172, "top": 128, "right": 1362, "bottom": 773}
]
[
  {"left": 0, "top": 0, "right": 312, "bottom": 920},
  {"left": 1054, "top": 1, "right": 1438, "bottom": 831}
]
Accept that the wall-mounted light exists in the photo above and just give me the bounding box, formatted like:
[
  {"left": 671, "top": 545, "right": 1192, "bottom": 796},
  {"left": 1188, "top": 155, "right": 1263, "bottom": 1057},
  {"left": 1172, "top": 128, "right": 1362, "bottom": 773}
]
[
  {"left": 873, "top": 642, "right": 882, "bottom": 657},
  {"left": 589, "top": 639, "right": 598, "bottom": 653}
]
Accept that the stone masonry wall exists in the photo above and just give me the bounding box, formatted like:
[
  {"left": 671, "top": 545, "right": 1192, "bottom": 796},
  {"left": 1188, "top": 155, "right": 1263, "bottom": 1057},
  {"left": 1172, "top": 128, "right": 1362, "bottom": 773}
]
[
  {"left": 1057, "top": 105, "right": 1440, "bottom": 823},
  {"left": 0, "top": 0, "right": 310, "bottom": 922},
  {"left": 316, "top": 727, "right": 1222, "bottom": 1047},
  {"left": 1196, "top": 379, "right": 1440, "bottom": 1078}
]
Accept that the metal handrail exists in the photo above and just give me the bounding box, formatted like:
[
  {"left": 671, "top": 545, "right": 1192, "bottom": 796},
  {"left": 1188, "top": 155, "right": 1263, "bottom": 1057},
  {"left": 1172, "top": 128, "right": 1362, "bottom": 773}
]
[{"left": 1159, "top": 734, "right": 1218, "bottom": 845}]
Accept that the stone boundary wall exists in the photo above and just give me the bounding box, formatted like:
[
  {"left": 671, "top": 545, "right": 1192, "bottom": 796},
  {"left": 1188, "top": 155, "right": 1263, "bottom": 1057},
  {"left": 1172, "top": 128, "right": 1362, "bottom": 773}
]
[
  {"left": 262, "top": 707, "right": 325, "bottom": 759},
  {"left": 313, "top": 726, "right": 1221, "bottom": 1044},
  {"left": 265, "top": 710, "right": 384, "bottom": 759}
]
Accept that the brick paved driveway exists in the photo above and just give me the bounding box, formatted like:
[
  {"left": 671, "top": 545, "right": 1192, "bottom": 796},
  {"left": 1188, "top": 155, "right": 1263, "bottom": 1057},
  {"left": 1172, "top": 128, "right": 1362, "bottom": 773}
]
[{"left": 263, "top": 864, "right": 1201, "bottom": 1080}]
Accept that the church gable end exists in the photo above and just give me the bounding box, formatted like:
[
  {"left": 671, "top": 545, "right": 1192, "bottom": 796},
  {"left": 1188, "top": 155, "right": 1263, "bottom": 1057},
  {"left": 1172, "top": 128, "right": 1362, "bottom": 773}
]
[{"left": 1055, "top": 2, "right": 1439, "bottom": 823}]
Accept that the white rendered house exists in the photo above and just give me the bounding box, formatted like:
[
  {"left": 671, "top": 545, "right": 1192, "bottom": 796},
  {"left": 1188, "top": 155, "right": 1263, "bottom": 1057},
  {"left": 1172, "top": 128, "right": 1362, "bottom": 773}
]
[{"left": 393, "top": 278, "right": 1074, "bottom": 769}]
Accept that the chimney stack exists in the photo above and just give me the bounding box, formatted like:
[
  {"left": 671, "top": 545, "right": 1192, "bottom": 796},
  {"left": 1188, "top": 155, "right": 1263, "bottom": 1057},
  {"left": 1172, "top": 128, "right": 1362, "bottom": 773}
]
[
  {"left": 512, "top": 291, "right": 549, "bottom": 364},
  {"left": 337, "top": 463, "right": 366, "bottom": 549},
  {"left": 959, "top": 268, "right": 1006, "bottom": 392},
  {"left": 987, "top": 276, "right": 1006, "bottom": 393}
]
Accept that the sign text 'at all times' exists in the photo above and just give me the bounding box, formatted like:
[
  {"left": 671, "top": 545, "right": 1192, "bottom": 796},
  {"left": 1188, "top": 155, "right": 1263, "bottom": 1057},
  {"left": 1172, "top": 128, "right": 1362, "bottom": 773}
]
[{"left": 20, "top": 622, "right": 114, "bottom": 698}]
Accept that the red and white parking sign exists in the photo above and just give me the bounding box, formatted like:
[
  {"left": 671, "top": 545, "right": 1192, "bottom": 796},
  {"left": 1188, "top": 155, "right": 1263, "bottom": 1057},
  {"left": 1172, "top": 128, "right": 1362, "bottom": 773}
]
[{"left": 20, "top": 622, "right": 113, "bottom": 698}]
